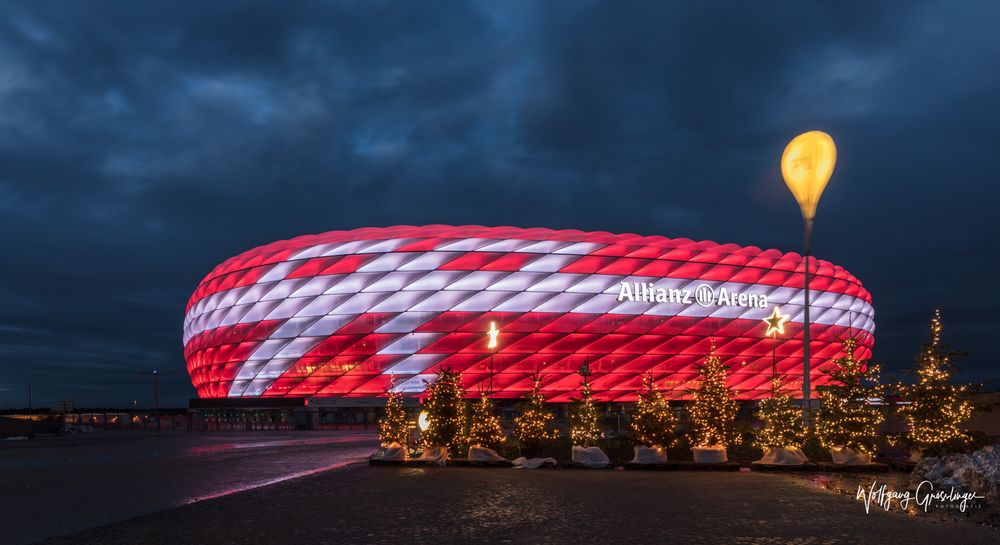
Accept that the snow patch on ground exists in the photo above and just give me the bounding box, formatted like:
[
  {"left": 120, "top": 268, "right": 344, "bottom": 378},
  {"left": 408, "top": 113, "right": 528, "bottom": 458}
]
[{"left": 910, "top": 445, "right": 1000, "bottom": 501}]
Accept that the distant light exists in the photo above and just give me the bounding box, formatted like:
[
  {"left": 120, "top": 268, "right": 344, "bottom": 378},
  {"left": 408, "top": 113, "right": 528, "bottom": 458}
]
[{"left": 417, "top": 410, "right": 430, "bottom": 431}]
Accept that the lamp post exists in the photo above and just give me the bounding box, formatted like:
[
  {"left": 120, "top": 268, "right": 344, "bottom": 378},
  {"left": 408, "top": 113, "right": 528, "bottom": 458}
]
[
  {"left": 781, "top": 131, "right": 836, "bottom": 422},
  {"left": 762, "top": 305, "right": 790, "bottom": 379},
  {"left": 486, "top": 321, "right": 500, "bottom": 397},
  {"left": 27, "top": 385, "right": 33, "bottom": 438},
  {"left": 152, "top": 369, "right": 161, "bottom": 431}
]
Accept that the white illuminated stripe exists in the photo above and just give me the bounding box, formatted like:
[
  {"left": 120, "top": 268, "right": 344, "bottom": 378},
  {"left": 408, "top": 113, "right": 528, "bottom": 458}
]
[
  {"left": 183, "top": 268, "right": 875, "bottom": 342},
  {"left": 553, "top": 242, "right": 605, "bottom": 255},
  {"left": 436, "top": 238, "right": 495, "bottom": 252},
  {"left": 516, "top": 240, "right": 573, "bottom": 253},
  {"left": 477, "top": 239, "right": 535, "bottom": 252}
]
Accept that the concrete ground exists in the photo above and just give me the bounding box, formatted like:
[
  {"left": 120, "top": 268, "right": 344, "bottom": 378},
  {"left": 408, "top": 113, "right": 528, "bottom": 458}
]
[
  {"left": 0, "top": 431, "right": 377, "bottom": 545},
  {"left": 31, "top": 462, "right": 999, "bottom": 545}
]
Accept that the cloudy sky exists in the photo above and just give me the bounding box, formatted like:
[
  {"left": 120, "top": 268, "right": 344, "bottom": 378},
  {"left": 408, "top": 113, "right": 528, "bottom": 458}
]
[{"left": 1, "top": 1, "right": 997, "bottom": 408}]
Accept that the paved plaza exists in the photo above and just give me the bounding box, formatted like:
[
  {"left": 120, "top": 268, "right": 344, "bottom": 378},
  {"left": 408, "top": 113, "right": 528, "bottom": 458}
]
[
  {"left": 30, "top": 454, "right": 999, "bottom": 545},
  {"left": 0, "top": 431, "right": 377, "bottom": 545}
]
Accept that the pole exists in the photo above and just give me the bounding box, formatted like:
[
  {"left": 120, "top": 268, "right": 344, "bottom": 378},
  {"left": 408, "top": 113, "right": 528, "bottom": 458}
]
[
  {"left": 27, "top": 385, "right": 33, "bottom": 438},
  {"left": 802, "top": 218, "right": 814, "bottom": 424},
  {"left": 153, "top": 370, "right": 160, "bottom": 432},
  {"left": 771, "top": 334, "right": 777, "bottom": 379}
]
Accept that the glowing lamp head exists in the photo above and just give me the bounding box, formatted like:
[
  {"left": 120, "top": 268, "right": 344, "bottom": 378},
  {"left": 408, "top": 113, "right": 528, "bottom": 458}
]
[
  {"left": 486, "top": 321, "right": 499, "bottom": 350},
  {"left": 417, "top": 410, "right": 430, "bottom": 431},
  {"left": 781, "top": 131, "right": 837, "bottom": 222}
]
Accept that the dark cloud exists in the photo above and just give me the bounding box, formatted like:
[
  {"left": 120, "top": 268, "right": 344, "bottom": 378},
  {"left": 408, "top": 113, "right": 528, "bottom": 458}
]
[{"left": 0, "top": 1, "right": 997, "bottom": 407}]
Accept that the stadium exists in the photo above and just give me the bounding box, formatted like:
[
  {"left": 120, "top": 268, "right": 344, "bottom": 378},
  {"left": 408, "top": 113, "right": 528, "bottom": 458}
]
[{"left": 183, "top": 225, "right": 874, "bottom": 404}]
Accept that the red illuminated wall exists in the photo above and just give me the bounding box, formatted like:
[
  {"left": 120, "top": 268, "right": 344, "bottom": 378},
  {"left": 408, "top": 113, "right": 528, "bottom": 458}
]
[{"left": 183, "top": 225, "right": 874, "bottom": 401}]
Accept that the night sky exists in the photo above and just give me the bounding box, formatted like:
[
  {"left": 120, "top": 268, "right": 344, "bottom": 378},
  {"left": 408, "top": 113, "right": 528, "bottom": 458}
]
[{"left": 1, "top": 2, "right": 998, "bottom": 408}]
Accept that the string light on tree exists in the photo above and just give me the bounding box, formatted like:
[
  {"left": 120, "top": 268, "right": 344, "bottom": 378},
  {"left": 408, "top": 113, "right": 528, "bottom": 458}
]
[
  {"left": 569, "top": 362, "right": 603, "bottom": 447},
  {"left": 814, "top": 336, "right": 884, "bottom": 456},
  {"left": 754, "top": 376, "right": 805, "bottom": 451},
  {"left": 753, "top": 305, "right": 803, "bottom": 450},
  {"left": 630, "top": 373, "right": 678, "bottom": 447},
  {"left": 688, "top": 340, "right": 741, "bottom": 448},
  {"left": 377, "top": 383, "right": 409, "bottom": 447},
  {"left": 897, "top": 309, "right": 973, "bottom": 454},
  {"left": 514, "top": 373, "right": 560, "bottom": 449},
  {"left": 421, "top": 367, "right": 466, "bottom": 453},
  {"left": 466, "top": 392, "right": 506, "bottom": 450}
]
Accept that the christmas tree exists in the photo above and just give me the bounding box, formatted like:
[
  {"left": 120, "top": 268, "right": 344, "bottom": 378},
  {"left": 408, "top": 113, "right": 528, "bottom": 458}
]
[
  {"left": 513, "top": 374, "right": 560, "bottom": 449},
  {"left": 897, "top": 309, "right": 973, "bottom": 453},
  {"left": 688, "top": 342, "right": 740, "bottom": 447},
  {"left": 815, "top": 336, "right": 884, "bottom": 456},
  {"left": 569, "top": 379, "right": 603, "bottom": 447},
  {"left": 753, "top": 376, "right": 804, "bottom": 450},
  {"left": 421, "top": 367, "right": 466, "bottom": 453},
  {"left": 377, "top": 387, "right": 409, "bottom": 447},
  {"left": 466, "top": 393, "right": 506, "bottom": 450},
  {"left": 630, "top": 373, "right": 678, "bottom": 447}
]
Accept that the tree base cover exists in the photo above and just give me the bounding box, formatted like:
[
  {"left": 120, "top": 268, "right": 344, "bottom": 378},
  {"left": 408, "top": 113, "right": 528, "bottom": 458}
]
[
  {"left": 512, "top": 456, "right": 558, "bottom": 469},
  {"left": 630, "top": 445, "right": 669, "bottom": 464},
  {"left": 417, "top": 446, "right": 449, "bottom": 462},
  {"left": 691, "top": 445, "right": 728, "bottom": 464},
  {"left": 571, "top": 445, "right": 611, "bottom": 468},
  {"left": 373, "top": 441, "right": 407, "bottom": 461},
  {"left": 829, "top": 446, "right": 873, "bottom": 465},
  {"left": 468, "top": 445, "right": 507, "bottom": 462},
  {"left": 756, "top": 447, "right": 808, "bottom": 465}
]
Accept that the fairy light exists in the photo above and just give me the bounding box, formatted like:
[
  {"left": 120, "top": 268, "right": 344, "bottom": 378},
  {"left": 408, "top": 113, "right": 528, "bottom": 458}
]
[
  {"left": 420, "top": 367, "right": 466, "bottom": 452},
  {"left": 466, "top": 392, "right": 506, "bottom": 450},
  {"left": 569, "top": 365, "right": 603, "bottom": 447},
  {"left": 754, "top": 376, "right": 804, "bottom": 450},
  {"left": 897, "top": 309, "right": 973, "bottom": 451},
  {"left": 631, "top": 373, "right": 679, "bottom": 447},
  {"left": 513, "top": 373, "right": 560, "bottom": 448},
  {"left": 688, "top": 340, "right": 741, "bottom": 447},
  {"left": 814, "top": 336, "right": 885, "bottom": 455},
  {"left": 377, "top": 386, "right": 409, "bottom": 446}
]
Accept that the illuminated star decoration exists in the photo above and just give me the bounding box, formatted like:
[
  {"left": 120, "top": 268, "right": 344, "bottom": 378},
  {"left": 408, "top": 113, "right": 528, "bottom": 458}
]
[
  {"left": 487, "top": 321, "right": 500, "bottom": 350},
  {"left": 763, "top": 306, "right": 790, "bottom": 337}
]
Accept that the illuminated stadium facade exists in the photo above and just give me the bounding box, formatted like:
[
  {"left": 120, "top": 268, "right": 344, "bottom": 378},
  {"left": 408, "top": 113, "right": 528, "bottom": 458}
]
[{"left": 183, "top": 225, "right": 874, "bottom": 402}]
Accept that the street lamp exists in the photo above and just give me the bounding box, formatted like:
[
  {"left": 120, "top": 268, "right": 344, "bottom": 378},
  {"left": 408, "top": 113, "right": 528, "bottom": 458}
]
[
  {"left": 486, "top": 321, "right": 500, "bottom": 396},
  {"left": 781, "top": 130, "right": 836, "bottom": 421},
  {"left": 152, "top": 369, "right": 160, "bottom": 431},
  {"left": 762, "top": 305, "right": 790, "bottom": 378}
]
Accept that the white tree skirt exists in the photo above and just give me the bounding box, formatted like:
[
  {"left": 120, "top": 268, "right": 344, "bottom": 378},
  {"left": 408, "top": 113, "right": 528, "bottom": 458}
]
[{"left": 691, "top": 445, "right": 728, "bottom": 464}]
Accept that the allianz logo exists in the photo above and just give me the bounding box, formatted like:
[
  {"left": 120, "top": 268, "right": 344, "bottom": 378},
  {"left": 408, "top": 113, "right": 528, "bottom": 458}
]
[{"left": 616, "top": 281, "right": 769, "bottom": 309}]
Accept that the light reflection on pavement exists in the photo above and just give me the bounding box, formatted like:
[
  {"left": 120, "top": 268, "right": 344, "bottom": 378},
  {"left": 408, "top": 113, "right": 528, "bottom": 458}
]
[{"left": 0, "top": 431, "right": 377, "bottom": 545}]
